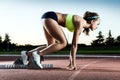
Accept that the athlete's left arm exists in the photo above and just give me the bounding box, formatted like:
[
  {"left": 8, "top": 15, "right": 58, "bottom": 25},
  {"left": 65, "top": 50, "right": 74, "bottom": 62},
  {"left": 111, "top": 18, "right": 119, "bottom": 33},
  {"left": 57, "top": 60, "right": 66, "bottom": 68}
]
[{"left": 70, "top": 16, "right": 83, "bottom": 56}]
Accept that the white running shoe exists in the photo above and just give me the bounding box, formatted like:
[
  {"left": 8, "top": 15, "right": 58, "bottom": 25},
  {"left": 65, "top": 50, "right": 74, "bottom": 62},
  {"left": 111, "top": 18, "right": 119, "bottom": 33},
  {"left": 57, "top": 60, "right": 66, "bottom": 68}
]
[
  {"left": 32, "top": 51, "right": 43, "bottom": 69},
  {"left": 21, "top": 51, "right": 28, "bottom": 65}
]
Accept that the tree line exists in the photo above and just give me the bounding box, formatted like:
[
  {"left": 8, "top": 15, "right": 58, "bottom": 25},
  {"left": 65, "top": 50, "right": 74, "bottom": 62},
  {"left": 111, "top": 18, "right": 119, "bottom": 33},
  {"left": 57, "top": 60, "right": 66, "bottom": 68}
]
[
  {"left": 91, "top": 30, "right": 120, "bottom": 47},
  {"left": 0, "top": 30, "right": 120, "bottom": 52},
  {"left": 0, "top": 33, "right": 37, "bottom": 52}
]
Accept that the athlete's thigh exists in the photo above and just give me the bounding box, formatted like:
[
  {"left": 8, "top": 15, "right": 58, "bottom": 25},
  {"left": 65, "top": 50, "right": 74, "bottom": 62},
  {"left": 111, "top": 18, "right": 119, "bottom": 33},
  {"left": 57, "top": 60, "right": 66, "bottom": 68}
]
[
  {"left": 43, "top": 19, "right": 67, "bottom": 43},
  {"left": 43, "top": 27, "right": 55, "bottom": 45}
]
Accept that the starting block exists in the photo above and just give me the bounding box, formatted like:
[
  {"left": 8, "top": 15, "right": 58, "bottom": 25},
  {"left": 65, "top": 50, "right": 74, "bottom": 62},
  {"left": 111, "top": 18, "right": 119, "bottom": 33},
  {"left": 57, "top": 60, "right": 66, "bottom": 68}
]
[
  {"left": 0, "top": 58, "right": 53, "bottom": 69},
  {"left": 13, "top": 57, "right": 24, "bottom": 65},
  {"left": 28, "top": 58, "right": 53, "bottom": 69}
]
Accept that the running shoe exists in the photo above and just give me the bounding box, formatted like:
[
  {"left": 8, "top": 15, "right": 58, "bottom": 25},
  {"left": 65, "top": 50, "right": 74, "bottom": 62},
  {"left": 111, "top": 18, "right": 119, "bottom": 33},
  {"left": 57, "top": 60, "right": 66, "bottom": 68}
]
[
  {"left": 21, "top": 51, "right": 28, "bottom": 65},
  {"left": 32, "top": 51, "right": 43, "bottom": 69}
]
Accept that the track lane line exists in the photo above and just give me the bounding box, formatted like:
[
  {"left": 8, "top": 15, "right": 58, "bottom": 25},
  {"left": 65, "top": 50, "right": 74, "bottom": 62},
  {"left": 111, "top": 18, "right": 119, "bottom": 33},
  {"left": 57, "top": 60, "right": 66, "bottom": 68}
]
[{"left": 68, "top": 60, "right": 98, "bottom": 80}]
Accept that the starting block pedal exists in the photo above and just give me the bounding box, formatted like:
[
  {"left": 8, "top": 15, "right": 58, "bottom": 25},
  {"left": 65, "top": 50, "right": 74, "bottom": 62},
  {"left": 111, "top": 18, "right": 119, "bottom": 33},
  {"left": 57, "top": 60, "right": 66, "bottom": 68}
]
[
  {"left": 28, "top": 58, "right": 53, "bottom": 69},
  {"left": 13, "top": 57, "right": 24, "bottom": 65}
]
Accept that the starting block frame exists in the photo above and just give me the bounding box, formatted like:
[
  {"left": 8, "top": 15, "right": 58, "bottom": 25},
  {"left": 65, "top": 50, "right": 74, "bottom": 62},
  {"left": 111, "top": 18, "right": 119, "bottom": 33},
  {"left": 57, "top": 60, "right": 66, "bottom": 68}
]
[
  {"left": 0, "top": 58, "right": 53, "bottom": 69},
  {"left": 0, "top": 64, "right": 53, "bottom": 69}
]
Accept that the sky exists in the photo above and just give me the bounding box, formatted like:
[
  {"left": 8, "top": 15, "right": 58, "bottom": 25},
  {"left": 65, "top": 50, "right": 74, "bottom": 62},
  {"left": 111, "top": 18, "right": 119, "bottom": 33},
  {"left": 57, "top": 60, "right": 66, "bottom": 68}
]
[{"left": 0, "top": 0, "right": 120, "bottom": 45}]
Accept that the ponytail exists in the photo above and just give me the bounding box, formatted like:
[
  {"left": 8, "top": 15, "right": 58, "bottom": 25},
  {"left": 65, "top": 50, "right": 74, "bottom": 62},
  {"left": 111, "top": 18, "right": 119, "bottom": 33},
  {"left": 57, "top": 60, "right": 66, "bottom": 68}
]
[{"left": 83, "top": 28, "right": 90, "bottom": 35}]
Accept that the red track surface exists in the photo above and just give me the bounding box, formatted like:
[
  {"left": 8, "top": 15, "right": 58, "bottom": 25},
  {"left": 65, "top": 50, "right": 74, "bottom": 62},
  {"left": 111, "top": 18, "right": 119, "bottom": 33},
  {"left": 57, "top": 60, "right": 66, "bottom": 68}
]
[{"left": 0, "top": 56, "right": 120, "bottom": 80}]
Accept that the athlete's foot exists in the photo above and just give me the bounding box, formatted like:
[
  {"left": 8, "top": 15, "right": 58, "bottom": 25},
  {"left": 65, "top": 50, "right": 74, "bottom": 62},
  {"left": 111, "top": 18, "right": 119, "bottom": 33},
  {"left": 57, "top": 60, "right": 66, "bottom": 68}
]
[
  {"left": 21, "top": 51, "right": 28, "bottom": 65},
  {"left": 32, "top": 51, "right": 43, "bottom": 69}
]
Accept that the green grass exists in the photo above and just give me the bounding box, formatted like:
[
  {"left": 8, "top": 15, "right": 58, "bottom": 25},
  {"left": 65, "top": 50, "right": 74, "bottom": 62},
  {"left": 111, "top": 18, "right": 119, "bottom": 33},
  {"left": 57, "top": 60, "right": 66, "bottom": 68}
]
[
  {"left": 0, "top": 52, "right": 20, "bottom": 55},
  {"left": 77, "top": 50, "right": 120, "bottom": 54},
  {"left": 53, "top": 50, "right": 120, "bottom": 55},
  {"left": 0, "top": 50, "right": 120, "bottom": 55}
]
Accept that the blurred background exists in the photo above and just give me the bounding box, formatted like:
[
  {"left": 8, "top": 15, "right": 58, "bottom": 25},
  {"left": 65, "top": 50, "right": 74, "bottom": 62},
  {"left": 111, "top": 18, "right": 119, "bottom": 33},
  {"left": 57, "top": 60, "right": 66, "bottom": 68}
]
[{"left": 0, "top": 0, "right": 119, "bottom": 54}]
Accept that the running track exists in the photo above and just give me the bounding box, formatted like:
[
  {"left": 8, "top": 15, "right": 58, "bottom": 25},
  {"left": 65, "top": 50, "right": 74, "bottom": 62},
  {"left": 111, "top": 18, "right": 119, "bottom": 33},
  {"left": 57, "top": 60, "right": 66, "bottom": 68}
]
[{"left": 0, "top": 55, "right": 120, "bottom": 80}]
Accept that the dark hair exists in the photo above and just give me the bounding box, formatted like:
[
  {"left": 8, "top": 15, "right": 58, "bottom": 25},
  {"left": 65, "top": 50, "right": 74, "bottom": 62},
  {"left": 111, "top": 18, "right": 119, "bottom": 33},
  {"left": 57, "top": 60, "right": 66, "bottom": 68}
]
[{"left": 83, "top": 11, "right": 99, "bottom": 35}]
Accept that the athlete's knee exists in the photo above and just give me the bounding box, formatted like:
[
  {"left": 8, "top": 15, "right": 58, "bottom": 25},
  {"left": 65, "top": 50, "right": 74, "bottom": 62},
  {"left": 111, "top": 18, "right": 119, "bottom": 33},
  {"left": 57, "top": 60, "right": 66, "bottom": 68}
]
[
  {"left": 61, "top": 40, "right": 67, "bottom": 48},
  {"left": 47, "top": 39, "right": 56, "bottom": 46}
]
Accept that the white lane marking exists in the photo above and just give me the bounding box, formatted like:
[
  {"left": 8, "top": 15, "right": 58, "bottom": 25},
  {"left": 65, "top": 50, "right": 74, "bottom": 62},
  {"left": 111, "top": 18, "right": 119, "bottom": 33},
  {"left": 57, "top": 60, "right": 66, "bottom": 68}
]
[{"left": 68, "top": 60, "right": 98, "bottom": 80}]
